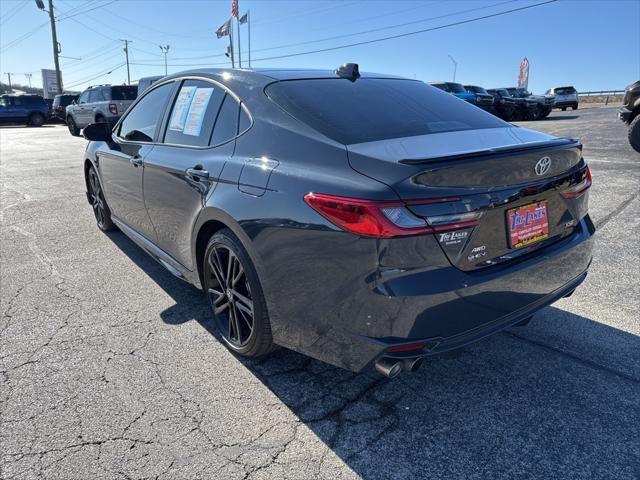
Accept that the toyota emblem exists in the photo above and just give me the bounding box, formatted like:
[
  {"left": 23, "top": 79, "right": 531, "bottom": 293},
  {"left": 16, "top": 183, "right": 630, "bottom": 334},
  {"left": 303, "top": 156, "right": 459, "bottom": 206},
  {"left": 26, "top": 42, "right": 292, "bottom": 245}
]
[{"left": 535, "top": 156, "right": 552, "bottom": 176}]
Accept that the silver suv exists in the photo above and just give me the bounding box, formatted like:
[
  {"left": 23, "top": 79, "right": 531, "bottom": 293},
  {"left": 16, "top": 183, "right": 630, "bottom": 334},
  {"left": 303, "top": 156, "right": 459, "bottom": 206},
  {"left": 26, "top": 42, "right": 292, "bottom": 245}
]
[
  {"left": 65, "top": 84, "right": 137, "bottom": 136},
  {"left": 546, "top": 86, "right": 579, "bottom": 111}
]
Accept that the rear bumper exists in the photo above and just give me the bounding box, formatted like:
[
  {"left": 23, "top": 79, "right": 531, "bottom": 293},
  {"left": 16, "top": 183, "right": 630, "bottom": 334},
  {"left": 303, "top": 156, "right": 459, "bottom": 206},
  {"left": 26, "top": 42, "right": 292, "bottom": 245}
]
[
  {"left": 554, "top": 100, "right": 579, "bottom": 107},
  {"left": 265, "top": 216, "right": 595, "bottom": 372}
]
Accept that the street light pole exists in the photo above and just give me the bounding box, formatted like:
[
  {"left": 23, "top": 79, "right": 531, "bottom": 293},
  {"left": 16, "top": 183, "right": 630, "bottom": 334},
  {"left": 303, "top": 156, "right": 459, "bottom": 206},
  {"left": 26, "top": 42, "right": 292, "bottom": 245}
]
[
  {"left": 159, "top": 45, "right": 170, "bottom": 76},
  {"left": 448, "top": 54, "right": 457, "bottom": 82}
]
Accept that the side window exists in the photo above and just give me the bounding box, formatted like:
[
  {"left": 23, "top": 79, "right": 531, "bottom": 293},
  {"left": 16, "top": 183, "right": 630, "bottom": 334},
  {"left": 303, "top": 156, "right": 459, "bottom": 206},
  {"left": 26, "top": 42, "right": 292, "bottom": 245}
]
[
  {"left": 163, "top": 80, "right": 225, "bottom": 147},
  {"left": 118, "top": 82, "right": 175, "bottom": 143},
  {"left": 12, "top": 97, "right": 25, "bottom": 106},
  {"left": 88, "top": 89, "right": 103, "bottom": 103},
  {"left": 210, "top": 94, "right": 239, "bottom": 146},
  {"left": 78, "top": 91, "right": 90, "bottom": 104},
  {"left": 102, "top": 88, "right": 112, "bottom": 101},
  {"left": 0, "top": 97, "right": 7, "bottom": 107}
]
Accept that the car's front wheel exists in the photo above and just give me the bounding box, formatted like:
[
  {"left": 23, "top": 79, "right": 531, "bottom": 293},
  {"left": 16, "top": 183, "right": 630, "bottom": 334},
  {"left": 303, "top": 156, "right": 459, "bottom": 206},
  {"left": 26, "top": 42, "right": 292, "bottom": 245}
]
[
  {"left": 67, "top": 116, "right": 80, "bottom": 136},
  {"left": 203, "top": 229, "right": 274, "bottom": 357},
  {"left": 628, "top": 114, "right": 640, "bottom": 153},
  {"left": 87, "top": 165, "right": 116, "bottom": 231}
]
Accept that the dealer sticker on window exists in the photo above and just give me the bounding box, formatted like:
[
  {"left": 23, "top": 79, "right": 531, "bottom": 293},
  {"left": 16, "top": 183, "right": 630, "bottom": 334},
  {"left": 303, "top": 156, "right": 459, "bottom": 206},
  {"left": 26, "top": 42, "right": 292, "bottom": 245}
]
[{"left": 507, "top": 201, "right": 549, "bottom": 249}]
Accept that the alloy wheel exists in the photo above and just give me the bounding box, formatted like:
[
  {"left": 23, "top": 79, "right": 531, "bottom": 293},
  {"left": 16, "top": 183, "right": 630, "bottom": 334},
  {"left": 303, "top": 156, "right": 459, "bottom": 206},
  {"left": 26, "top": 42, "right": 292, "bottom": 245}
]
[
  {"left": 206, "top": 245, "right": 255, "bottom": 348},
  {"left": 88, "top": 168, "right": 107, "bottom": 227}
]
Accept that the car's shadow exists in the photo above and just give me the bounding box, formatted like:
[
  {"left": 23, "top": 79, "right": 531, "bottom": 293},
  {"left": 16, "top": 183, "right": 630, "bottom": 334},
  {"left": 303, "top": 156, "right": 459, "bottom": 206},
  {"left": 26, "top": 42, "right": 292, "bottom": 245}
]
[
  {"left": 539, "top": 114, "right": 580, "bottom": 121},
  {"left": 105, "top": 230, "right": 640, "bottom": 479},
  {"left": 0, "top": 124, "right": 57, "bottom": 129}
]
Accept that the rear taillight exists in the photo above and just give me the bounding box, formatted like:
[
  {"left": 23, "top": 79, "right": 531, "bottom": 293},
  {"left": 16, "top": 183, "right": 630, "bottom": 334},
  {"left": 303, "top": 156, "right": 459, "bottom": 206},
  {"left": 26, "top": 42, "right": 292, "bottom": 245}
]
[
  {"left": 303, "top": 193, "right": 428, "bottom": 238},
  {"left": 304, "top": 193, "right": 483, "bottom": 238},
  {"left": 108, "top": 103, "right": 118, "bottom": 115},
  {"left": 561, "top": 165, "right": 592, "bottom": 199},
  {"left": 387, "top": 341, "right": 430, "bottom": 353}
]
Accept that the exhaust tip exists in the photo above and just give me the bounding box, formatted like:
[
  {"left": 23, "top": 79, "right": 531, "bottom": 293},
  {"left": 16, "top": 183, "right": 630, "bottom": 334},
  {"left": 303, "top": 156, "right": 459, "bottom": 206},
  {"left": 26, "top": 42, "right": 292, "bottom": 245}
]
[
  {"left": 403, "top": 357, "right": 424, "bottom": 373},
  {"left": 375, "top": 358, "right": 402, "bottom": 378}
]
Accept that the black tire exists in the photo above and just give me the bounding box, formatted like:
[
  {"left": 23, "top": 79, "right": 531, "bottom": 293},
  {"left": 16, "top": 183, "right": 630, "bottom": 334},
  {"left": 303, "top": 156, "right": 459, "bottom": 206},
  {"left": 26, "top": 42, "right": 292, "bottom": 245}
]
[
  {"left": 86, "top": 165, "right": 116, "bottom": 231},
  {"left": 203, "top": 229, "right": 274, "bottom": 357},
  {"left": 561, "top": 107, "right": 567, "bottom": 111},
  {"left": 67, "top": 116, "right": 80, "bottom": 136},
  {"left": 572, "top": 104, "right": 578, "bottom": 110},
  {"left": 95, "top": 114, "right": 106, "bottom": 123},
  {"left": 28, "top": 112, "right": 45, "bottom": 127},
  {"left": 629, "top": 114, "right": 640, "bottom": 154}
]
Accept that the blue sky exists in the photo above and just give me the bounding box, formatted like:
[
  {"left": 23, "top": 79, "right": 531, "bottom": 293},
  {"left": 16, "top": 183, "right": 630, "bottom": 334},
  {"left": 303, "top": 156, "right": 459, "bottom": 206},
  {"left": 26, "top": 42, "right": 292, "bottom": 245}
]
[{"left": 1, "top": 0, "right": 638, "bottom": 93}]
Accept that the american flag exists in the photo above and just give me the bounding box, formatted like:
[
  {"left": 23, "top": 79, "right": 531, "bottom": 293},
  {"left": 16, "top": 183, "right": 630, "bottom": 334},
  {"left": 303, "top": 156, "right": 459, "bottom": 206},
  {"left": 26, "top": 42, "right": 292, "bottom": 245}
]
[{"left": 231, "top": 0, "right": 239, "bottom": 18}]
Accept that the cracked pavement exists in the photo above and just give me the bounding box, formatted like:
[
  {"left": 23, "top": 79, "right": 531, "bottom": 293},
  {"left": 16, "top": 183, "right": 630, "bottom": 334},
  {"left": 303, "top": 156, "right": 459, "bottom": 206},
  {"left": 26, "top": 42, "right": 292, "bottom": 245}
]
[{"left": 1, "top": 107, "right": 639, "bottom": 479}]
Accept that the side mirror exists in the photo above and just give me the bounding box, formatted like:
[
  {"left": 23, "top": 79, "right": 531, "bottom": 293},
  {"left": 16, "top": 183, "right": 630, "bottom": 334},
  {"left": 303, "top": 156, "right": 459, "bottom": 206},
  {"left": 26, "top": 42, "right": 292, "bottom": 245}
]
[
  {"left": 83, "top": 122, "right": 112, "bottom": 142},
  {"left": 71, "top": 99, "right": 76, "bottom": 105}
]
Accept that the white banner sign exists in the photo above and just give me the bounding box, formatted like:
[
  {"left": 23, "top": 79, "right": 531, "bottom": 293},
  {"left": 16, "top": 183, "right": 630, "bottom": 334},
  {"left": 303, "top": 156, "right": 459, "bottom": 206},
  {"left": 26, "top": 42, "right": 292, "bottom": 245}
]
[{"left": 41, "top": 69, "right": 60, "bottom": 99}]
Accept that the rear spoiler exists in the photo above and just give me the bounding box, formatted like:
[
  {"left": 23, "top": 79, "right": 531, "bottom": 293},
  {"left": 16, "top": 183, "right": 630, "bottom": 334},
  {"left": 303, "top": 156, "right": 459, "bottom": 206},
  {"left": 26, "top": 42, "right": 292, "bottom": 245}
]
[{"left": 399, "top": 137, "right": 581, "bottom": 165}]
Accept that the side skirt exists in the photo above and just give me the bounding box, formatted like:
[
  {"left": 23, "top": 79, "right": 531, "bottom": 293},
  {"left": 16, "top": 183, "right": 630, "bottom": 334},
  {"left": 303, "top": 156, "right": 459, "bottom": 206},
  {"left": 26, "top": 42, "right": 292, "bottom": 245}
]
[{"left": 112, "top": 217, "right": 201, "bottom": 288}]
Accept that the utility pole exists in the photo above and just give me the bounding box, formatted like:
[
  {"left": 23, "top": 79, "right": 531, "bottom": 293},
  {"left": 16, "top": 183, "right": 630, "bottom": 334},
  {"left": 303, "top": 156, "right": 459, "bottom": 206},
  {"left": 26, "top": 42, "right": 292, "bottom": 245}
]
[
  {"left": 5, "top": 73, "right": 13, "bottom": 92},
  {"left": 159, "top": 45, "right": 170, "bottom": 76},
  {"left": 121, "top": 39, "right": 131, "bottom": 85},
  {"left": 448, "top": 54, "right": 457, "bottom": 82},
  {"left": 35, "top": 0, "right": 63, "bottom": 94},
  {"left": 25, "top": 73, "right": 33, "bottom": 88}
]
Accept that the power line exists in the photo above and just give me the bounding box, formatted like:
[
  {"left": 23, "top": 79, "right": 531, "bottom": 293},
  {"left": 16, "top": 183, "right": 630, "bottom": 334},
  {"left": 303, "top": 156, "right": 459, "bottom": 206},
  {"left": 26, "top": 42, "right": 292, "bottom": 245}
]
[
  {"left": 56, "top": 0, "right": 119, "bottom": 21},
  {"left": 129, "top": 0, "right": 558, "bottom": 69},
  {"left": 64, "top": 62, "right": 124, "bottom": 89},
  {"left": 0, "top": 1, "right": 28, "bottom": 26}
]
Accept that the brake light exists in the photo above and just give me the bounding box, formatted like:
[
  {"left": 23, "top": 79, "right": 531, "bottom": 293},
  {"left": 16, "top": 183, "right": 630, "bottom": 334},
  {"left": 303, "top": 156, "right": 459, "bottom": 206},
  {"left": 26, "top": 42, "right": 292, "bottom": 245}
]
[
  {"left": 303, "top": 193, "right": 428, "bottom": 238},
  {"left": 108, "top": 103, "right": 118, "bottom": 115},
  {"left": 561, "top": 165, "right": 592, "bottom": 199}
]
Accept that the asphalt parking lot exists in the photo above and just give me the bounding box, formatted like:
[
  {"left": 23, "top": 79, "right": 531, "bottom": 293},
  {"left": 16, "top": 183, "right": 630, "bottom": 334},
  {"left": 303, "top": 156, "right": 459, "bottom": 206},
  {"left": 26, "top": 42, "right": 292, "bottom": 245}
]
[{"left": 1, "top": 106, "right": 639, "bottom": 480}]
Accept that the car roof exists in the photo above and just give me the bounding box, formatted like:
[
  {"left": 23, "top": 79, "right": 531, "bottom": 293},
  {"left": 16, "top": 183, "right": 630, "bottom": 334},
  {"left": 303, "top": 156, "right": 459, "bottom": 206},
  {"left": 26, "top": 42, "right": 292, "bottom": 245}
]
[{"left": 162, "top": 67, "right": 408, "bottom": 84}]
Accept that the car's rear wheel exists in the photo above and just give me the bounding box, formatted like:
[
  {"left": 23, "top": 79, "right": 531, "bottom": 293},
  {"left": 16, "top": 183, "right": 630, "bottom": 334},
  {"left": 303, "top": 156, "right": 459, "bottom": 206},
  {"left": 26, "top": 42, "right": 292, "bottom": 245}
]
[
  {"left": 628, "top": 114, "right": 640, "bottom": 153},
  {"left": 203, "top": 229, "right": 274, "bottom": 357},
  {"left": 561, "top": 107, "right": 567, "bottom": 111},
  {"left": 572, "top": 104, "right": 578, "bottom": 110},
  {"left": 67, "top": 116, "right": 80, "bottom": 136},
  {"left": 29, "top": 112, "right": 45, "bottom": 127},
  {"left": 87, "top": 166, "right": 116, "bottom": 231}
]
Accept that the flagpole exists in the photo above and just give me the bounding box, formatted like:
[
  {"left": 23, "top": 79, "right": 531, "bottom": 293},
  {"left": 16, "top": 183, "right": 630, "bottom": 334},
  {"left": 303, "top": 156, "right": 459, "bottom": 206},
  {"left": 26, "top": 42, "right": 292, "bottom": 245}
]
[
  {"left": 237, "top": 16, "right": 242, "bottom": 68},
  {"left": 229, "top": 20, "right": 235, "bottom": 68},
  {"left": 248, "top": 10, "right": 251, "bottom": 68}
]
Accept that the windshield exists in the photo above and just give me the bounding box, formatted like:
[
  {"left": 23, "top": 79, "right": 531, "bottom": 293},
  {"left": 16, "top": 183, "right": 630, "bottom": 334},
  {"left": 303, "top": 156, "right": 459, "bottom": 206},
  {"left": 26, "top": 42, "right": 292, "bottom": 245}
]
[
  {"left": 110, "top": 86, "right": 138, "bottom": 101},
  {"left": 466, "top": 86, "right": 488, "bottom": 94},
  {"left": 266, "top": 78, "right": 506, "bottom": 145},
  {"left": 447, "top": 83, "right": 467, "bottom": 93}
]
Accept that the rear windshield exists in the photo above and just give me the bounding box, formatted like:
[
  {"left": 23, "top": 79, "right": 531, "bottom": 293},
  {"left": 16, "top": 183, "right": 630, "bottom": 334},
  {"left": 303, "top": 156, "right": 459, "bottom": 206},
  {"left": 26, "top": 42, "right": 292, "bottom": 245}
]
[
  {"left": 555, "top": 87, "right": 577, "bottom": 95},
  {"left": 110, "top": 86, "right": 137, "bottom": 101},
  {"left": 266, "top": 78, "right": 506, "bottom": 145}
]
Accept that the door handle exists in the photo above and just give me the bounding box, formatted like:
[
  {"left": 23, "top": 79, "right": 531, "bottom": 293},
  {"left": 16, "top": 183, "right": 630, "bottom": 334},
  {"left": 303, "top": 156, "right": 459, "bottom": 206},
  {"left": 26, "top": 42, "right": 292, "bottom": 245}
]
[
  {"left": 186, "top": 167, "right": 209, "bottom": 181},
  {"left": 130, "top": 155, "right": 143, "bottom": 167}
]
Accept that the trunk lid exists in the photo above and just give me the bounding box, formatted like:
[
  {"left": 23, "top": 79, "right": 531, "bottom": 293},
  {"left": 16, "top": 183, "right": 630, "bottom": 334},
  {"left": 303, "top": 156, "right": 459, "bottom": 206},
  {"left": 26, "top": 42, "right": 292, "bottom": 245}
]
[{"left": 347, "top": 127, "right": 587, "bottom": 271}]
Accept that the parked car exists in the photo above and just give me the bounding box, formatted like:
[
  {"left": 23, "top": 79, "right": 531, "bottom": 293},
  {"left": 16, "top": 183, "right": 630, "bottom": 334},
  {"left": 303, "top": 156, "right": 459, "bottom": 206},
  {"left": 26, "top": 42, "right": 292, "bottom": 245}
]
[
  {"left": 486, "top": 88, "right": 517, "bottom": 121},
  {"left": 429, "top": 82, "right": 492, "bottom": 110},
  {"left": 82, "top": 65, "right": 594, "bottom": 377},
  {"left": 506, "top": 87, "right": 554, "bottom": 119},
  {"left": 462, "top": 85, "right": 495, "bottom": 111},
  {"left": 0, "top": 94, "right": 49, "bottom": 127},
  {"left": 66, "top": 84, "right": 137, "bottom": 136},
  {"left": 496, "top": 88, "right": 538, "bottom": 120},
  {"left": 52, "top": 94, "right": 79, "bottom": 121},
  {"left": 618, "top": 80, "right": 640, "bottom": 153},
  {"left": 137, "top": 76, "right": 164, "bottom": 96},
  {"left": 546, "top": 86, "right": 579, "bottom": 110}
]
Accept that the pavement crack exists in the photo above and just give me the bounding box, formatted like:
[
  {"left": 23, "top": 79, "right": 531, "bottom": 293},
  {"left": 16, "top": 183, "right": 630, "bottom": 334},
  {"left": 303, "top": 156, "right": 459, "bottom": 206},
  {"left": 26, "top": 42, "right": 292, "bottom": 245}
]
[{"left": 594, "top": 189, "right": 640, "bottom": 229}]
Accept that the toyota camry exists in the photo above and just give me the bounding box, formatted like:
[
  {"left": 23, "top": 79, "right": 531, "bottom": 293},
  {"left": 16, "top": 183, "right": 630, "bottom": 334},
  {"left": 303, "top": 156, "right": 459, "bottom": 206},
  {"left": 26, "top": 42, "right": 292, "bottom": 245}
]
[{"left": 82, "top": 64, "right": 594, "bottom": 378}]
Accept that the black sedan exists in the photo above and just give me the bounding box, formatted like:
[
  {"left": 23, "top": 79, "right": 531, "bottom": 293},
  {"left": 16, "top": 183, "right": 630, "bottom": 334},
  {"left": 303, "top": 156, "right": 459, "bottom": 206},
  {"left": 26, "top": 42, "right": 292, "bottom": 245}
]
[{"left": 82, "top": 64, "right": 594, "bottom": 377}]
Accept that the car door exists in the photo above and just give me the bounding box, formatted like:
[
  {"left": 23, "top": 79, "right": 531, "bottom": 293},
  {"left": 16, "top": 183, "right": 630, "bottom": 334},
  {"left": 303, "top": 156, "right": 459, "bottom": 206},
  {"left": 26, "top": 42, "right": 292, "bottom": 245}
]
[
  {"left": 142, "top": 78, "right": 240, "bottom": 270},
  {"left": 98, "top": 81, "right": 177, "bottom": 242},
  {"left": 0, "top": 96, "right": 16, "bottom": 122},
  {"left": 75, "top": 90, "right": 91, "bottom": 125}
]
